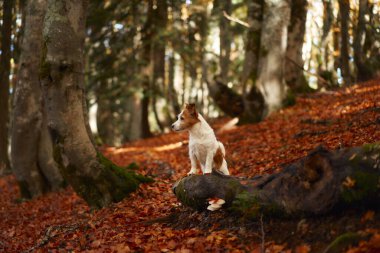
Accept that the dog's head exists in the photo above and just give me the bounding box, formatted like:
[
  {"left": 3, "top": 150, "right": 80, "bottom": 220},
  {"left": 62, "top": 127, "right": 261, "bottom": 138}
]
[{"left": 171, "top": 103, "right": 200, "bottom": 131}]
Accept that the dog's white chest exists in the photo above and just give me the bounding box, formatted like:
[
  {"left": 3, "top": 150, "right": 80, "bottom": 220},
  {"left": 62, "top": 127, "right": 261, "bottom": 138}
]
[{"left": 191, "top": 143, "right": 208, "bottom": 165}]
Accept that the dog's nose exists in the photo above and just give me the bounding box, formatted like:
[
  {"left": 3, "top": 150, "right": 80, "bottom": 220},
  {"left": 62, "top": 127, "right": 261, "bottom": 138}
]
[{"left": 171, "top": 124, "right": 175, "bottom": 129}]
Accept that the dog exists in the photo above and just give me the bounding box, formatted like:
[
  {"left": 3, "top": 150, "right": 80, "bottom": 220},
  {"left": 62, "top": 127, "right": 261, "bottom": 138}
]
[{"left": 171, "top": 103, "right": 230, "bottom": 175}]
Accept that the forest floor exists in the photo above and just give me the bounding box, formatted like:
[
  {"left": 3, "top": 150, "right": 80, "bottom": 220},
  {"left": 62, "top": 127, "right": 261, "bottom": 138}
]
[{"left": 1, "top": 79, "right": 380, "bottom": 252}]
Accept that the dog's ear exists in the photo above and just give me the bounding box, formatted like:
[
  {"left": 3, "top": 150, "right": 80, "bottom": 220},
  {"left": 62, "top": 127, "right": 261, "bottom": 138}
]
[{"left": 186, "top": 103, "right": 198, "bottom": 118}]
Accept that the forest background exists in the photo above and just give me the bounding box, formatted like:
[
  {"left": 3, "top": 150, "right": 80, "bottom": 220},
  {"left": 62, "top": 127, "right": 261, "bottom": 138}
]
[{"left": 0, "top": 0, "right": 380, "bottom": 251}]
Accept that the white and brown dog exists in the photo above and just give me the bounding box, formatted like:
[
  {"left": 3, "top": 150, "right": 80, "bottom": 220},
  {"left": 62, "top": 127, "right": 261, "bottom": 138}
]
[{"left": 171, "top": 104, "right": 230, "bottom": 175}]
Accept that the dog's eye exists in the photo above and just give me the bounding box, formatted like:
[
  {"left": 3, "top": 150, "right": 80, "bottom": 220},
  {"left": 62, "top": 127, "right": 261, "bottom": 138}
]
[{"left": 180, "top": 116, "right": 184, "bottom": 120}]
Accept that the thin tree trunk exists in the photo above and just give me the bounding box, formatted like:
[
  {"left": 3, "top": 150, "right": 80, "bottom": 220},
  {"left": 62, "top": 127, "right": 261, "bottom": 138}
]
[
  {"left": 333, "top": 22, "right": 340, "bottom": 72},
  {"left": 318, "top": 0, "right": 335, "bottom": 88},
  {"left": 40, "top": 0, "right": 150, "bottom": 208},
  {"left": 0, "top": 0, "right": 13, "bottom": 175},
  {"left": 239, "top": 0, "right": 265, "bottom": 124},
  {"left": 182, "top": 60, "right": 187, "bottom": 105},
  {"left": 338, "top": 0, "right": 352, "bottom": 85},
  {"left": 126, "top": 93, "right": 143, "bottom": 141},
  {"left": 140, "top": 0, "right": 155, "bottom": 138},
  {"left": 353, "top": 0, "right": 371, "bottom": 82},
  {"left": 168, "top": 51, "right": 180, "bottom": 114},
  {"left": 96, "top": 82, "right": 116, "bottom": 145},
  {"left": 151, "top": 0, "right": 167, "bottom": 133},
  {"left": 255, "top": 0, "right": 291, "bottom": 116},
  {"left": 141, "top": 92, "right": 152, "bottom": 138},
  {"left": 285, "top": 0, "right": 308, "bottom": 92},
  {"left": 11, "top": 0, "right": 64, "bottom": 198},
  {"left": 218, "top": 0, "right": 232, "bottom": 83},
  {"left": 322, "top": 0, "right": 334, "bottom": 44}
]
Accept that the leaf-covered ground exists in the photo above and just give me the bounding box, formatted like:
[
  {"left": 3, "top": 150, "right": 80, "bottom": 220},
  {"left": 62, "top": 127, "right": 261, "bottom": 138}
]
[{"left": 1, "top": 79, "right": 380, "bottom": 252}]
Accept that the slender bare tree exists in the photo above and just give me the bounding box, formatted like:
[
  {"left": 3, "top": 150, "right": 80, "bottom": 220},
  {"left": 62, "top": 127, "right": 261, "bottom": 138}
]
[
  {"left": 0, "top": 0, "right": 13, "bottom": 175},
  {"left": 285, "top": 0, "right": 308, "bottom": 92},
  {"left": 338, "top": 0, "right": 352, "bottom": 85}
]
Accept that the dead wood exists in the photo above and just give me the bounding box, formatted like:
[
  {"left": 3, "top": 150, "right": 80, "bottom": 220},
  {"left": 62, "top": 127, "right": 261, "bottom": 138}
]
[{"left": 173, "top": 144, "right": 380, "bottom": 217}]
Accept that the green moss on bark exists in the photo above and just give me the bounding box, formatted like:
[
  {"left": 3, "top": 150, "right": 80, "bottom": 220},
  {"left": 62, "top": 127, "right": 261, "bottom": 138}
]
[
  {"left": 173, "top": 177, "right": 207, "bottom": 210},
  {"left": 341, "top": 171, "right": 380, "bottom": 204},
  {"left": 230, "top": 191, "right": 284, "bottom": 219}
]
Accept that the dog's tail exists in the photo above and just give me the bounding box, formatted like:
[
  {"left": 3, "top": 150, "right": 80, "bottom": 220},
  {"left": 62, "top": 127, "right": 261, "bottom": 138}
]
[{"left": 218, "top": 141, "right": 226, "bottom": 157}]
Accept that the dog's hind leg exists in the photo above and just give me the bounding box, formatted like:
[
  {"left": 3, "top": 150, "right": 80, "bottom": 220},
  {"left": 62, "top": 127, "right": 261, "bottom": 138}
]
[{"left": 218, "top": 159, "right": 229, "bottom": 175}]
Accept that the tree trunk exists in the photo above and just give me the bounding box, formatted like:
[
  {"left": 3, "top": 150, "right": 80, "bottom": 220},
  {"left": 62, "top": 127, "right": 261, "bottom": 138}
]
[
  {"left": 174, "top": 144, "right": 380, "bottom": 216},
  {"left": 11, "top": 0, "right": 64, "bottom": 198},
  {"left": 318, "top": 0, "right": 335, "bottom": 88},
  {"left": 126, "top": 94, "right": 143, "bottom": 141},
  {"left": 353, "top": 0, "right": 372, "bottom": 82},
  {"left": 40, "top": 0, "right": 151, "bottom": 208},
  {"left": 338, "top": 0, "right": 352, "bottom": 85},
  {"left": 285, "top": 0, "right": 308, "bottom": 92},
  {"left": 96, "top": 82, "right": 116, "bottom": 146},
  {"left": 255, "top": 0, "right": 290, "bottom": 116},
  {"left": 141, "top": 92, "right": 152, "bottom": 138},
  {"left": 168, "top": 51, "right": 180, "bottom": 114},
  {"left": 322, "top": 0, "right": 334, "bottom": 44},
  {"left": 139, "top": 0, "right": 155, "bottom": 139},
  {"left": 218, "top": 0, "right": 232, "bottom": 83},
  {"left": 239, "top": 0, "right": 265, "bottom": 124},
  {"left": 151, "top": 0, "right": 168, "bottom": 133},
  {"left": 0, "top": 0, "right": 13, "bottom": 175}
]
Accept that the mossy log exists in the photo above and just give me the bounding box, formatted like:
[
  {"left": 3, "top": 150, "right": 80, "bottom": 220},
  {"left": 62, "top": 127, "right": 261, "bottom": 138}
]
[{"left": 173, "top": 144, "right": 380, "bottom": 217}]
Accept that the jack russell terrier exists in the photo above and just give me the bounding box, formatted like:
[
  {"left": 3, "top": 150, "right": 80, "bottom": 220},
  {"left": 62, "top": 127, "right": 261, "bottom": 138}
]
[{"left": 171, "top": 103, "right": 230, "bottom": 176}]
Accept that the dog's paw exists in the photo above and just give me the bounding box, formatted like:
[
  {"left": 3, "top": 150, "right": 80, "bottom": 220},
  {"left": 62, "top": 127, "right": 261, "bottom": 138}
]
[{"left": 187, "top": 171, "right": 196, "bottom": 176}]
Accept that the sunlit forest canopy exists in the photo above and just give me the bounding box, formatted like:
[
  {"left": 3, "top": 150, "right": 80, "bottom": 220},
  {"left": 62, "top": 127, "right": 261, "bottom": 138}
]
[{"left": 2, "top": 0, "right": 380, "bottom": 147}]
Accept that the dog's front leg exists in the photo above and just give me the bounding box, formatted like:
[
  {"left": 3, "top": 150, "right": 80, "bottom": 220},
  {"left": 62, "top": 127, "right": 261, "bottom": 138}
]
[
  {"left": 204, "top": 152, "right": 213, "bottom": 174},
  {"left": 187, "top": 149, "right": 198, "bottom": 175}
]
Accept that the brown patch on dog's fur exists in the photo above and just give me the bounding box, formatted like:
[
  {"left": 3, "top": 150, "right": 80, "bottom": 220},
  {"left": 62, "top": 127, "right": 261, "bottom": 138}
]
[
  {"left": 180, "top": 104, "right": 200, "bottom": 129},
  {"left": 213, "top": 147, "right": 224, "bottom": 170}
]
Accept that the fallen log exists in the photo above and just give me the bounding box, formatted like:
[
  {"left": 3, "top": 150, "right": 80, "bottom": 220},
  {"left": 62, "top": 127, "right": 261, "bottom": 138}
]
[{"left": 173, "top": 144, "right": 380, "bottom": 217}]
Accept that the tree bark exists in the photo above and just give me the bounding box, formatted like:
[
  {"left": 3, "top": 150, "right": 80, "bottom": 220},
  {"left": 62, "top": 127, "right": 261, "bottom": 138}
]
[
  {"left": 139, "top": 0, "right": 155, "bottom": 138},
  {"left": 353, "top": 0, "right": 372, "bottom": 82},
  {"left": 96, "top": 82, "right": 117, "bottom": 146},
  {"left": 11, "top": 0, "right": 64, "bottom": 198},
  {"left": 40, "top": 0, "right": 151, "bottom": 208},
  {"left": 255, "top": 0, "right": 290, "bottom": 116},
  {"left": 0, "top": 0, "right": 13, "bottom": 175},
  {"left": 218, "top": 0, "right": 232, "bottom": 83},
  {"left": 239, "top": 0, "right": 265, "bottom": 124},
  {"left": 151, "top": 0, "right": 168, "bottom": 133},
  {"left": 285, "top": 0, "right": 308, "bottom": 92},
  {"left": 168, "top": 51, "right": 180, "bottom": 114},
  {"left": 126, "top": 93, "right": 143, "bottom": 141},
  {"left": 338, "top": 0, "right": 352, "bottom": 85},
  {"left": 174, "top": 144, "right": 380, "bottom": 216}
]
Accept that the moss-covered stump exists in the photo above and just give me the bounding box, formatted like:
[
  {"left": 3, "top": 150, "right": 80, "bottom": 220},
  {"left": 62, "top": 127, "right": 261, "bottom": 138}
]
[{"left": 173, "top": 144, "right": 380, "bottom": 217}]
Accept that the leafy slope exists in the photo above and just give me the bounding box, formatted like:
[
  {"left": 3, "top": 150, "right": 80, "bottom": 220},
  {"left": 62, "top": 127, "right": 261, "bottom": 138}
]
[{"left": 1, "top": 79, "right": 380, "bottom": 252}]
